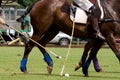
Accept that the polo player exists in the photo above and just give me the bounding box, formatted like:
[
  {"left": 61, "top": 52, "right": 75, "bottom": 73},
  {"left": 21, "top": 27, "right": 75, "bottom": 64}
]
[{"left": 73, "top": 0, "right": 105, "bottom": 40}]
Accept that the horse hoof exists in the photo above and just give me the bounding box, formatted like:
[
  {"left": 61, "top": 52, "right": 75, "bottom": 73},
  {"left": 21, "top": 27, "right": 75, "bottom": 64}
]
[
  {"left": 47, "top": 66, "right": 53, "bottom": 74},
  {"left": 82, "top": 70, "right": 89, "bottom": 77},
  {"left": 75, "top": 64, "right": 81, "bottom": 71},
  {"left": 20, "top": 66, "right": 27, "bottom": 72},
  {"left": 82, "top": 67, "right": 89, "bottom": 77},
  {"left": 24, "top": 71, "right": 28, "bottom": 74},
  {"left": 84, "top": 73, "right": 89, "bottom": 77},
  {"left": 82, "top": 66, "right": 88, "bottom": 77},
  {"left": 95, "top": 68, "right": 102, "bottom": 72}
]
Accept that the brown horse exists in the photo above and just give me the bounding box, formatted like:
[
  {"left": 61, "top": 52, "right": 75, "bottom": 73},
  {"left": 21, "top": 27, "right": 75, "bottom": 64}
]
[
  {"left": 81, "top": 0, "right": 120, "bottom": 76},
  {"left": 20, "top": 0, "right": 120, "bottom": 75}
]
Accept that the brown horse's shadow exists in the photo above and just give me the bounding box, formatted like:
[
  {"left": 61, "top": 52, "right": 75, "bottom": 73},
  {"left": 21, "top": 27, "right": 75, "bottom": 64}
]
[
  {"left": 87, "top": 75, "right": 120, "bottom": 80},
  {"left": 11, "top": 72, "right": 60, "bottom": 76},
  {"left": 12, "top": 71, "right": 120, "bottom": 80},
  {"left": 71, "top": 71, "right": 120, "bottom": 79}
]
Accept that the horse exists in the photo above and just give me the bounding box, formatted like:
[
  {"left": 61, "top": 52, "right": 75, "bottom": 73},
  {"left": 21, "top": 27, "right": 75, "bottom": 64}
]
[
  {"left": 19, "top": 0, "right": 120, "bottom": 75},
  {"left": 81, "top": 0, "right": 120, "bottom": 76}
]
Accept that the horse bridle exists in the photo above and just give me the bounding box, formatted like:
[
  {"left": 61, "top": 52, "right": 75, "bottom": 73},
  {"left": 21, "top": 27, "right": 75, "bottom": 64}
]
[{"left": 99, "top": 19, "right": 120, "bottom": 24}]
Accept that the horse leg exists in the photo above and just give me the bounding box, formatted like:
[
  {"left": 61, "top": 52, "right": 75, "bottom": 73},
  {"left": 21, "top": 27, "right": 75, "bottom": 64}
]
[
  {"left": 106, "top": 34, "right": 120, "bottom": 62},
  {"left": 92, "top": 57, "right": 102, "bottom": 72},
  {"left": 92, "top": 41, "right": 104, "bottom": 72},
  {"left": 75, "top": 39, "right": 103, "bottom": 72},
  {"left": 37, "top": 26, "right": 59, "bottom": 74},
  {"left": 20, "top": 33, "right": 41, "bottom": 73},
  {"left": 82, "top": 39, "right": 104, "bottom": 76},
  {"left": 75, "top": 39, "right": 94, "bottom": 71}
]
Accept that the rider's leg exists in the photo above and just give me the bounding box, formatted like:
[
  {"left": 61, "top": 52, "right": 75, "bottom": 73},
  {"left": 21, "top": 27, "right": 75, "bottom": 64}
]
[
  {"left": 89, "top": 5, "right": 105, "bottom": 40},
  {"left": 91, "top": 17, "right": 105, "bottom": 40}
]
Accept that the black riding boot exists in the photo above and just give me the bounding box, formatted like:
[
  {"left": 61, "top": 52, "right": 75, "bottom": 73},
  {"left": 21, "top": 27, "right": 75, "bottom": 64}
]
[
  {"left": 89, "top": 5, "right": 105, "bottom": 40},
  {"left": 91, "top": 18, "right": 105, "bottom": 40}
]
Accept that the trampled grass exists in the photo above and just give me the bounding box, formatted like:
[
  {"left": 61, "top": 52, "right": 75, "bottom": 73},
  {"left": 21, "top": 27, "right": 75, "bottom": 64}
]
[{"left": 0, "top": 46, "right": 120, "bottom": 80}]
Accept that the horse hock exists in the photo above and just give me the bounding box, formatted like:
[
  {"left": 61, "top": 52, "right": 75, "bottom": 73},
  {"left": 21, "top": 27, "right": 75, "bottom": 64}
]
[{"left": 44, "top": 53, "right": 53, "bottom": 74}]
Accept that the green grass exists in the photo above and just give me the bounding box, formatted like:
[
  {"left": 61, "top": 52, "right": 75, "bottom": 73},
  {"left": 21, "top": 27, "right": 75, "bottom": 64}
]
[{"left": 0, "top": 47, "right": 120, "bottom": 80}]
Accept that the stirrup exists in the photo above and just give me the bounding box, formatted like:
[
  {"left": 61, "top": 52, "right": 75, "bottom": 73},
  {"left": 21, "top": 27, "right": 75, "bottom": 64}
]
[{"left": 96, "top": 33, "right": 105, "bottom": 40}]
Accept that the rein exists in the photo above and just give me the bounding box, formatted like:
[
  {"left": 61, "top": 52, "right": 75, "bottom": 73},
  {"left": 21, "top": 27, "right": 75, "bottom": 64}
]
[{"left": 99, "top": 19, "right": 120, "bottom": 23}]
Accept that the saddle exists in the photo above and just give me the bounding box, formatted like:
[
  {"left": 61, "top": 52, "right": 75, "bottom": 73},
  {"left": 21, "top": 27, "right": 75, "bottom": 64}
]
[
  {"left": 70, "top": 4, "right": 88, "bottom": 24},
  {"left": 70, "top": 1, "right": 104, "bottom": 24}
]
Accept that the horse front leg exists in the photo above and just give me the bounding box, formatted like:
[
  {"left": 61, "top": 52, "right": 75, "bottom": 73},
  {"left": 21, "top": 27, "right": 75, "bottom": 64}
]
[
  {"left": 106, "top": 34, "right": 120, "bottom": 62},
  {"left": 82, "top": 39, "right": 104, "bottom": 76},
  {"left": 92, "top": 40, "right": 104, "bottom": 72},
  {"left": 75, "top": 39, "right": 103, "bottom": 72},
  {"left": 92, "top": 57, "right": 102, "bottom": 72},
  {"left": 75, "top": 40, "right": 93, "bottom": 71}
]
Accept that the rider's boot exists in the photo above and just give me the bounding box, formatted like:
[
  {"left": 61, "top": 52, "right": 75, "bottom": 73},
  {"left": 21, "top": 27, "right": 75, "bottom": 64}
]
[
  {"left": 91, "top": 18, "right": 105, "bottom": 40},
  {"left": 89, "top": 5, "right": 105, "bottom": 40}
]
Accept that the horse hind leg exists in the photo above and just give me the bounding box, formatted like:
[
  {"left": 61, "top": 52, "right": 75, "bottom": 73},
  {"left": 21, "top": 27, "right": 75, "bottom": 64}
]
[
  {"left": 38, "top": 31, "right": 59, "bottom": 74},
  {"left": 106, "top": 35, "right": 120, "bottom": 62},
  {"left": 37, "top": 26, "right": 59, "bottom": 74},
  {"left": 20, "top": 33, "right": 43, "bottom": 73}
]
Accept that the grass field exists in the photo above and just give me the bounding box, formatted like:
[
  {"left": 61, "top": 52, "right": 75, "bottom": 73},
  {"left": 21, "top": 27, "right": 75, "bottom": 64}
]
[{"left": 0, "top": 46, "right": 120, "bottom": 80}]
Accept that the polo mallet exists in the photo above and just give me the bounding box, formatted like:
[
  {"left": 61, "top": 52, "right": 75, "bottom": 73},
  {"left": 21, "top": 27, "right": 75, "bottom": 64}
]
[
  {"left": 8, "top": 38, "right": 21, "bottom": 45},
  {"left": 5, "top": 24, "right": 62, "bottom": 59},
  {"left": 60, "top": 8, "right": 76, "bottom": 76}
]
